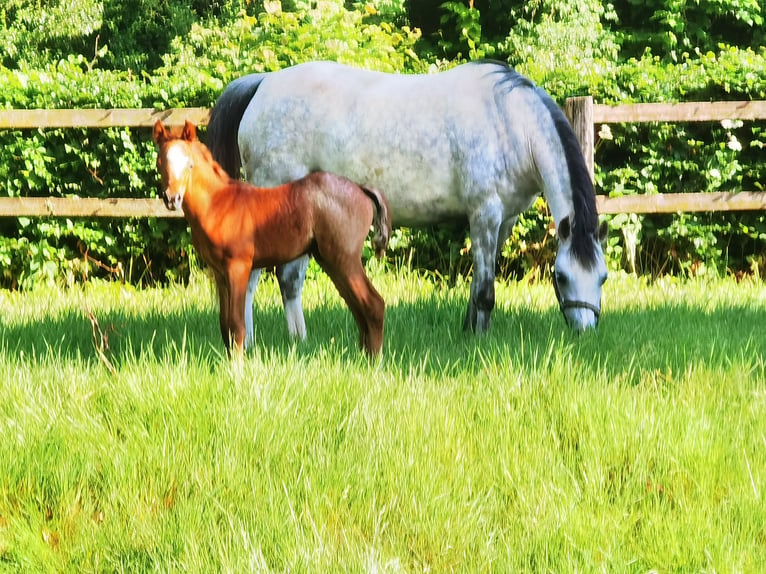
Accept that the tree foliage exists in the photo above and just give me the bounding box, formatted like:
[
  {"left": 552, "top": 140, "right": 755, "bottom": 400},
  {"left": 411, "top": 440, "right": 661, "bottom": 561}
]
[{"left": 0, "top": 0, "right": 764, "bottom": 288}]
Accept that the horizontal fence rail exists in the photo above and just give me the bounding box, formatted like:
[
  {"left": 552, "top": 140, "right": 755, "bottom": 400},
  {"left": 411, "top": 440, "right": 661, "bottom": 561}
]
[
  {"left": 564, "top": 97, "right": 765, "bottom": 214},
  {"left": 0, "top": 197, "right": 182, "bottom": 218},
  {"left": 0, "top": 108, "right": 209, "bottom": 218},
  {"left": 4, "top": 194, "right": 763, "bottom": 218},
  {"left": 0, "top": 100, "right": 764, "bottom": 217},
  {"left": 595, "top": 191, "right": 766, "bottom": 215},
  {"left": 0, "top": 108, "right": 210, "bottom": 129},
  {"left": 592, "top": 100, "right": 766, "bottom": 124}
]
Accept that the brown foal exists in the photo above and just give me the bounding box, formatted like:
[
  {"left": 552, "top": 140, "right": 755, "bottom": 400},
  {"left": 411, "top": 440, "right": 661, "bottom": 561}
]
[{"left": 153, "top": 120, "right": 390, "bottom": 356}]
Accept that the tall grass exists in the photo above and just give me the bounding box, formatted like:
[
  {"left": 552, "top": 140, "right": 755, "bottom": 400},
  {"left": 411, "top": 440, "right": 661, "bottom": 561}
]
[{"left": 0, "top": 268, "right": 764, "bottom": 571}]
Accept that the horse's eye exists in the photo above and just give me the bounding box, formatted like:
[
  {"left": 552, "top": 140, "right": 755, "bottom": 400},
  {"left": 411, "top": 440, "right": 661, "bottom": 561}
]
[
  {"left": 599, "top": 274, "right": 608, "bottom": 286},
  {"left": 556, "top": 271, "right": 568, "bottom": 286}
]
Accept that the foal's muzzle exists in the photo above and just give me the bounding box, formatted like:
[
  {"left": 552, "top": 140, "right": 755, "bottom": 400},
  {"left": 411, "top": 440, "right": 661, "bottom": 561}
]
[
  {"left": 163, "top": 190, "right": 183, "bottom": 211},
  {"left": 552, "top": 273, "right": 601, "bottom": 330}
]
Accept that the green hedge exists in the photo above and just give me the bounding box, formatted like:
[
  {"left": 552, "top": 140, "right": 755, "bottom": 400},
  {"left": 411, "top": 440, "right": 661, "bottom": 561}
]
[{"left": 0, "top": 0, "right": 764, "bottom": 288}]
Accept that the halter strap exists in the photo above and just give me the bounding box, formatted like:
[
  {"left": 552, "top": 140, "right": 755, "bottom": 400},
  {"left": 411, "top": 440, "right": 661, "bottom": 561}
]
[{"left": 552, "top": 272, "right": 601, "bottom": 324}]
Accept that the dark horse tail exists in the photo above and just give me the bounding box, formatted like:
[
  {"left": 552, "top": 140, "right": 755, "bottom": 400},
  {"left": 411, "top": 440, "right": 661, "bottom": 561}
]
[
  {"left": 361, "top": 186, "right": 391, "bottom": 259},
  {"left": 207, "top": 74, "right": 267, "bottom": 179}
]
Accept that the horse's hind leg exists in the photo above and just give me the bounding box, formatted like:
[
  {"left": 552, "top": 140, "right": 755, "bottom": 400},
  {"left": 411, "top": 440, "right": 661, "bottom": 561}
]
[
  {"left": 244, "top": 268, "right": 261, "bottom": 349},
  {"left": 323, "top": 262, "right": 385, "bottom": 355},
  {"left": 345, "top": 273, "right": 385, "bottom": 355},
  {"left": 463, "top": 200, "right": 502, "bottom": 334},
  {"left": 276, "top": 256, "right": 309, "bottom": 340},
  {"left": 332, "top": 276, "right": 371, "bottom": 351},
  {"left": 358, "top": 275, "right": 385, "bottom": 354}
]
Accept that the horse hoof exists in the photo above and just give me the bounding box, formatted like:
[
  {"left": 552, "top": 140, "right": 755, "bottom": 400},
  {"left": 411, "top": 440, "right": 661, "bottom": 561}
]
[{"left": 463, "top": 313, "right": 491, "bottom": 335}]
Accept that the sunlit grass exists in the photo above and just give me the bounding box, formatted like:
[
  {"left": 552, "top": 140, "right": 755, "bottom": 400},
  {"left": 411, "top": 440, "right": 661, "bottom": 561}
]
[{"left": 0, "top": 269, "right": 764, "bottom": 571}]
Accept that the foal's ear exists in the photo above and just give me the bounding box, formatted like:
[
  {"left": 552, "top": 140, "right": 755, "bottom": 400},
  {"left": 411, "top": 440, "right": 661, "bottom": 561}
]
[
  {"left": 557, "top": 216, "right": 571, "bottom": 241},
  {"left": 182, "top": 120, "right": 197, "bottom": 142},
  {"left": 598, "top": 220, "right": 608, "bottom": 247},
  {"left": 152, "top": 120, "right": 167, "bottom": 144}
]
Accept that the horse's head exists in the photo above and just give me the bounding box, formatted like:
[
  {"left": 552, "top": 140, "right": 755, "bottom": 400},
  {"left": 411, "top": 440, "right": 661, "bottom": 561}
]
[
  {"left": 553, "top": 216, "right": 608, "bottom": 332},
  {"left": 153, "top": 120, "right": 197, "bottom": 211}
]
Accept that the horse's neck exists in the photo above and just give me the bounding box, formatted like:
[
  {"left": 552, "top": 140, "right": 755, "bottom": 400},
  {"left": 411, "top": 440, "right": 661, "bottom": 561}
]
[
  {"left": 546, "top": 187, "right": 572, "bottom": 230},
  {"left": 183, "top": 151, "right": 234, "bottom": 218},
  {"left": 535, "top": 165, "right": 572, "bottom": 229}
]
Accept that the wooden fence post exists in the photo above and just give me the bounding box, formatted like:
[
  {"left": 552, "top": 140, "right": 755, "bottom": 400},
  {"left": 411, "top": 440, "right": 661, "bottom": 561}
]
[{"left": 564, "top": 96, "right": 594, "bottom": 182}]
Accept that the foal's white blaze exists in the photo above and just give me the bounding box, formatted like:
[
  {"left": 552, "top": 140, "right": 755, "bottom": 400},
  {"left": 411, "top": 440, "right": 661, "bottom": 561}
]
[
  {"left": 167, "top": 142, "right": 192, "bottom": 178},
  {"left": 165, "top": 142, "right": 192, "bottom": 208}
]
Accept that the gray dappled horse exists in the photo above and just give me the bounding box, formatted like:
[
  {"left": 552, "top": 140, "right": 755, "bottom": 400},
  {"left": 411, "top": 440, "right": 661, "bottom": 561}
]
[{"left": 207, "top": 60, "right": 608, "bottom": 346}]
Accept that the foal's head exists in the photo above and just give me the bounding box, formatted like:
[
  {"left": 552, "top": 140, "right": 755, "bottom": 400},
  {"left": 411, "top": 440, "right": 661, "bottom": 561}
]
[{"left": 153, "top": 120, "right": 200, "bottom": 211}]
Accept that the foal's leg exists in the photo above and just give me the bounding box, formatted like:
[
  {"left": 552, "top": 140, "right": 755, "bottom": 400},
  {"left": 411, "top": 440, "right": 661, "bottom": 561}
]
[
  {"left": 353, "top": 273, "right": 385, "bottom": 355},
  {"left": 276, "top": 256, "right": 309, "bottom": 340},
  {"left": 324, "top": 261, "right": 385, "bottom": 355},
  {"left": 463, "top": 200, "right": 503, "bottom": 334},
  {"left": 213, "top": 271, "right": 231, "bottom": 349},
  {"left": 319, "top": 262, "right": 368, "bottom": 349},
  {"left": 244, "top": 269, "right": 261, "bottom": 349},
  {"left": 223, "top": 259, "right": 253, "bottom": 355}
]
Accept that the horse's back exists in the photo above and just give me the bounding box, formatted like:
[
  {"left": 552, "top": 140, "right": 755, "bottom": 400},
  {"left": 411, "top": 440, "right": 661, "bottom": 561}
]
[{"left": 238, "top": 61, "right": 547, "bottom": 226}]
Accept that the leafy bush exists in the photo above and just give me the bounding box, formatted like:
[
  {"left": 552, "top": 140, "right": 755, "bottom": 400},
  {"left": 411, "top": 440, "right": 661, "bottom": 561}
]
[
  {"left": 0, "top": 0, "right": 102, "bottom": 68},
  {"left": 614, "top": 0, "right": 764, "bottom": 60},
  {"left": 0, "top": 0, "right": 764, "bottom": 288},
  {"left": 101, "top": 0, "right": 197, "bottom": 70},
  {"left": 592, "top": 47, "right": 766, "bottom": 277},
  {"left": 0, "top": 0, "right": 431, "bottom": 289}
]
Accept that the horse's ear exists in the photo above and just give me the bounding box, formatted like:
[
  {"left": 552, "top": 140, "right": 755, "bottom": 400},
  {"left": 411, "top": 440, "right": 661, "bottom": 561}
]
[
  {"left": 152, "top": 120, "right": 167, "bottom": 144},
  {"left": 598, "top": 219, "right": 608, "bottom": 247},
  {"left": 557, "top": 216, "right": 571, "bottom": 241},
  {"left": 182, "top": 120, "right": 197, "bottom": 141}
]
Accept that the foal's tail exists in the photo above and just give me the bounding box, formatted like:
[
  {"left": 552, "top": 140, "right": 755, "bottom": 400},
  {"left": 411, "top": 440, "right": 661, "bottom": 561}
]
[
  {"left": 207, "top": 73, "right": 267, "bottom": 179},
  {"left": 361, "top": 186, "right": 392, "bottom": 259}
]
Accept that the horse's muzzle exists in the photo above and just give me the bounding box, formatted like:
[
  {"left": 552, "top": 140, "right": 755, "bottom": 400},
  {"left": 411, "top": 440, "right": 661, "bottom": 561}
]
[
  {"left": 560, "top": 300, "right": 601, "bottom": 332},
  {"left": 552, "top": 273, "right": 601, "bottom": 331},
  {"left": 163, "top": 190, "right": 182, "bottom": 211}
]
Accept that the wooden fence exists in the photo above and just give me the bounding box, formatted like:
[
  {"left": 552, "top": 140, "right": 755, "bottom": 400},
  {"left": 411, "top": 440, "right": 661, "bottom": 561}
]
[
  {"left": 0, "top": 108, "right": 209, "bottom": 219},
  {"left": 1, "top": 98, "right": 765, "bottom": 218},
  {"left": 564, "top": 97, "right": 766, "bottom": 214}
]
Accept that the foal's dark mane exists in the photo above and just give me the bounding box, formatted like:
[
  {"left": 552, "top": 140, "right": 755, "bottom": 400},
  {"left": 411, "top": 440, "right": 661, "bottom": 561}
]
[
  {"left": 192, "top": 139, "right": 232, "bottom": 182},
  {"left": 477, "top": 60, "right": 600, "bottom": 268}
]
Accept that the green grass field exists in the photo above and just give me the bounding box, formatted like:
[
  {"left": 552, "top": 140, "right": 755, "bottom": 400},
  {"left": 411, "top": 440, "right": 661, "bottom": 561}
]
[{"left": 1, "top": 267, "right": 765, "bottom": 572}]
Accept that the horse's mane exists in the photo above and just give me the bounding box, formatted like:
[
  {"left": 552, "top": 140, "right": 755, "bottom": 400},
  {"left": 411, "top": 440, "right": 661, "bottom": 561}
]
[
  {"left": 537, "top": 91, "right": 599, "bottom": 268},
  {"left": 476, "top": 61, "right": 599, "bottom": 269}
]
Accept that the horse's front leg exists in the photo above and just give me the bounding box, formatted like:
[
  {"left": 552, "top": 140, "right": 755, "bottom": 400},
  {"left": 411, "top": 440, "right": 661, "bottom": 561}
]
[
  {"left": 213, "top": 271, "right": 231, "bottom": 349},
  {"left": 463, "top": 200, "right": 502, "bottom": 334},
  {"left": 224, "top": 259, "right": 253, "bottom": 356},
  {"left": 276, "top": 255, "right": 309, "bottom": 340}
]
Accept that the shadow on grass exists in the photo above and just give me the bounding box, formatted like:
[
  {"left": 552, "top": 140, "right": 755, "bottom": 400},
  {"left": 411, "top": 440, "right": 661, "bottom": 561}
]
[{"left": 2, "top": 289, "right": 765, "bottom": 383}]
